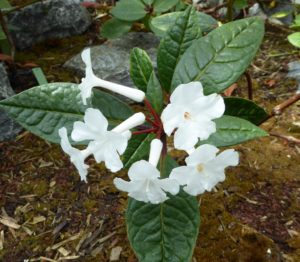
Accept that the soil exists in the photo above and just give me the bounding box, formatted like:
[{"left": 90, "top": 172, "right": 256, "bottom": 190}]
[{"left": 0, "top": 3, "right": 300, "bottom": 262}]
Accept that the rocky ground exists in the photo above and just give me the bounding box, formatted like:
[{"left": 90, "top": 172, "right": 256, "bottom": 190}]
[{"left": 0, "top": 2, "right": 299, "bottom": 262}]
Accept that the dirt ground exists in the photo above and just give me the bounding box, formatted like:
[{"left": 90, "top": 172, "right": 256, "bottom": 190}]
[{"left": 0, "top": 4, "right": 299, "bottom": 262}]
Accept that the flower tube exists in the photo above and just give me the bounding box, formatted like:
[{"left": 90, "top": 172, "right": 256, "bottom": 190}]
[{"left": 79, "top": 48, "right": 145, "bottom": 105}]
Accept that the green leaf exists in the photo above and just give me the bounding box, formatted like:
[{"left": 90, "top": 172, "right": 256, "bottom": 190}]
[
  {"left": 126, "top": 155, "right": 200, "bottom": 262},
  {"left": 92, "top": 88, "right": 134, "bottom": 122},
  {"left": 123, "top": 133, "right": 156, "bottom": 168},
  {"left": 0, "top": 83, "right": 133, "bottom": 144},
  {"left": 224, "top": 97, "right": 269, "bottom": 125},
  {"left": 130, "top": 48, "right": 154, "bottom": 92},
  {"left": 196, "top": 12, "right": 218, "bottom": 33},
  {"left": 200, "top": 115, "right": 268, "bottom": 147},
  {"left": 234, "top": 0, "right": 248, "bottom": 10},
  {"left": 157, "top": 6, "right": 201, "bottom": 91},
  {"left": 150, "top": 11, "right": 217, "bottom": 38},
  {"left": 153, "top": 0, "right": 178, "bottom": 13},
  {"left": 271, "top": 11, "right": 291, "bottom": 19},
  {"left": 101, "top": 18, "right": 132, "bottom": 39},
  {"left": 171, "top": 17, "right": 265, "bottom": 94},
  {"left": 146, "top": 72, "right": 163, "bottom": 113},
  {"left": 142, "top": 0, "right": 155, "bottom": 5},
  {"left": 288, "top": 32, "right": 300, "bottom": 48},
  {"left": 111, "top": 0, "right": 147, "bottom": 22}
]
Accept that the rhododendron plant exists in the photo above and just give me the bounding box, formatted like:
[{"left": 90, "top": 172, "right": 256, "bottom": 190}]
[{"left": 0, "top": 7, "right": 267, "bottom": 261}]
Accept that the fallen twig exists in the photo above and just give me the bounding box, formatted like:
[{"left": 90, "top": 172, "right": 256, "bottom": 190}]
[{"left": 270, "top": 132, "right": 300, "bottom": 145}]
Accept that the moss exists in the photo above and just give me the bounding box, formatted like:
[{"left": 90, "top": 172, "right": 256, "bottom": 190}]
[
  {"left": 33, "top": 180, "right": 48, "bottom": 197},
  {"left": 83, "top": 199, "right": 98, "bottom": 212}
]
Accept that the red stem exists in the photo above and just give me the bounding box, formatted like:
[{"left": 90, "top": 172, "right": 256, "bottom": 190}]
[
  {"left": 146, "top": 116, "right": 158, "bottom": 127},
  {"left": 132, "top": 127, "right": 157, "bottom": 135},
  {"left": 144, "top": 99, "right": 162, "bottom": 126}
]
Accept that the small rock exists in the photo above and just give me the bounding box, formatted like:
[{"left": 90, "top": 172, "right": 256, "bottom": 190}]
[
  {"left": 0, "top": 63, "right": 22, "bottom": 141},
  {"left": 249, "top": 1, "right": 295, "bottom": 25},
  {"left": 287, "top": 61, "right": 300, "bottom": 93},
  {"left": 7, "top": 0, "right": 92, "bottom": 50},
  {"left": 64, "top": 32, "right": 159, "bottom": 88}
]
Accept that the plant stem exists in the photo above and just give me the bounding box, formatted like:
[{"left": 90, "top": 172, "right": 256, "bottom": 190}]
[
  {"left": 227, "top": 0, "right": 235, "bottom": 22},
  {"left": 244, "top": 71, "right": 253, "bottom": 100},
  {"left": 132, "top": 128, "right": 157, "bottom": 135},
  {"left": 144, "top": 99, "right": 162, "bottom": 127}
]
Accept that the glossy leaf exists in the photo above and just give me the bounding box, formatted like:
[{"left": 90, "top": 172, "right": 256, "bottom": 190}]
[
  {"left": 142, "top": 0, "right": 155, "bottom": 5},
  {"left": 0, "top": 83, "right": 133, "bottom": 144},
  {"left": 224, "top": 97, "right": 269, "bottom": 125},
  {"left": 146, "top": 72, "right": 163, "bottom": 113},
  {"left": 157, "top": 6, "right": 201, "bottom": 91},
  {"left": 126, "top": 154, "right": 200, "bottom": 262},
  {"left": 101, "top": 18, "right": 132, "bottom": 39},
  {"left": 171, "top": 17, "right": 264, "bottom": 94},
  {"left": 288, "top": 32, "right": 300, "bottom": 48},
  {"left": 111, "top": 0, "right": 147, "bottom": 22},
  {"left": 123, "top": 133, "right": 155, "bottom": 168},
  {"left": 234, "top": 0, "right": 248, "bottom": 9},
  {"left": 130, "top": 47, "right": 154, "bottom": 92},
  {"left": 153, "top": 0, "right": 179, "bottom": 13},
  {"left": 150, "top": 11, "right": 217, "bottom": 38},
  {"left": 200, "top": 115, "right": 268, "bottom": 147}
]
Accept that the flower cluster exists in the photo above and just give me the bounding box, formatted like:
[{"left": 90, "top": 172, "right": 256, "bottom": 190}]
[{"left": 59, "top": 49, "right": 239, "bottom": 204}]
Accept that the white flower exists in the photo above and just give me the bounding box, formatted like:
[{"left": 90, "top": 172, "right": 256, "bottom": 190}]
[
  {"left": 114, "top": 139, "right": 180, "bottom": 204},
  {"left": 169, "top": 144, "right": 239, "bottom": 196},
  {"left": 58, "top": 127, "right": 90, "bottom": 182},
  {"left": 59, "top": 108, "right": 145, "bottom": 181},
  {"left": 79, "top": 48, "right": 145, "bottom": 105},
  {"left": 161, "top": 81, "right": 225, "bottom": 151}
]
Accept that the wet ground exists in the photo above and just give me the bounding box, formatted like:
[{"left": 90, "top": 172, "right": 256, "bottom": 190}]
[{"left": 0, "top": 10, "right": 299, "bottom": 262}]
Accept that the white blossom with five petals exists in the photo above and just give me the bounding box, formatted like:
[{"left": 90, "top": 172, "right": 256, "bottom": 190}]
[
  {"left": 79, "top": 48, "right": 145, "bottom": 105},
  {"left": 169, "top": 144, "right": 239, "bottom": 196},
  {"left": 161, "top": 82, "right": 225, "bottom": 151},
  {"left": 58, "top": 108, "right": 145, "bottom": 181},
  {"left": 113, "top": 139, "right": 180, "bottom": 204}
]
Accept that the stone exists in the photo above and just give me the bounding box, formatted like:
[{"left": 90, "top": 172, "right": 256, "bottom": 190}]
[
  {"left": 249, "top": 1, "right": 295, "bottom": 25},
  {"left": 7, "top": 0, "right": 92, "bottom": 50},
  {"left": 64, "top": 32, "right": 159, "bottom": 87},
  {"left": 287, "top": 61, "right": 300, "bottom": 93},
  {"left": 0, "top": 63, "right": 23, "bottom": 141}
]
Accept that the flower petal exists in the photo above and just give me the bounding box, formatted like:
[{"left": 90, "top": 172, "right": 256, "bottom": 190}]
[
  {"left": 183, "top": 173, "right": 205, "bottom": 196},
  {"left": 58, "top": 127, "right": 89, "bottom": 182},
  {"left": 186, "top": 144, "right": 219, "bottom": 166},
  {"left": 174, "top": 123, "right": 199, "bottom": 151},
  {"left": 191, "top": 93, "right": 225, "bottom": 120},
  {"left": 161, "top": 104, "right": 183, "bottom": 135},
  {"left": 214, "top": 149, "right": 239, "bottom": 168},
  {"left": 84, "top": 108, "right": 108, "bottom": 134},
  {"left": 71, "top": 108, "right": 108, "bottom": 141},
  {"left": 104, "top": 149, "right": 124, "bottom": 172},
  {"left": 193, "top": 118, "right": 216, "bottom": 141},
  {"left": 81, "top": 48, "right": 92, "bottom": 67},
  {"left": 170, "top": 82, "right": 204, "bottom": 105},
  {"left": 169, "top": 166, "right": 194, "bottom": 185},
  {"left": 71, "top": 121, "right": 97, "bottom": 142},
  {"left": 146, "top": 181, "right": 169, "bottom": 204},
  {"left": 157, "top": 178, "right": 180, "bottom": 195},
  {"left": 128, "top": 160, "right": 160, "bottom": 181},
  {"left": 114, "top": 177, "right": 133, "bottom": 192}
]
